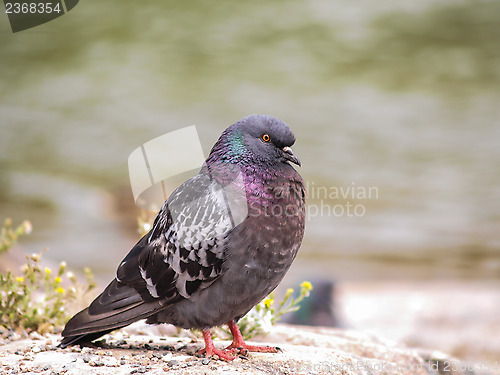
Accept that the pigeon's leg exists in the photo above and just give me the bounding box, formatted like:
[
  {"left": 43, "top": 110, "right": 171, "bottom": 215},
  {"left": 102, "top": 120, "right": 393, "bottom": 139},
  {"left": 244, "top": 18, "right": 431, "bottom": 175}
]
[
  {"left": 198, "top": 329, "right": 236, "bottom": 361},
  {"left": 225, "top": 320, "right": 279, "bottom": 354}
]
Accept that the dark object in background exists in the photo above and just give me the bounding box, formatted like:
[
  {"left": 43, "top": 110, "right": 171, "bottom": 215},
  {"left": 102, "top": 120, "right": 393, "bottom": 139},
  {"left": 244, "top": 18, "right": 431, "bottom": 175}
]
[{"left": 282, "top": 280, "right": 341, "bottom": 328}]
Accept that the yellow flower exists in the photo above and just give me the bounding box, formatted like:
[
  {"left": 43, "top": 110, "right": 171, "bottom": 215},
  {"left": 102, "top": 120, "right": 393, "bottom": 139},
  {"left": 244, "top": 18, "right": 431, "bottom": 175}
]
[
  {"left": 55, "top": 276, "right": 62, "bottom": 283},
  {"left": 16, "top": 276, "right": 24, "bottom": 283},
  {"left": 45, "top": 268, "right": 52, "bottom": 275},
  {"left": 285, "top": 288, "right": 294, "bottom": 298},
  {"left": 56, "top": 287, "right": 65, "bottom": 294},
  {"left": 300, "top": 281, "right": 313, "bottom": 291},
  {"left": 263, "top": 298, "right": 274, "bottom": 308}
]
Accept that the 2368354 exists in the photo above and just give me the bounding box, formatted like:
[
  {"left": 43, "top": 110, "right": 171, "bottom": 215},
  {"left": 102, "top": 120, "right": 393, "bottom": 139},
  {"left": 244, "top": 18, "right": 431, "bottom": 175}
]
[{"left": 5, "top": 2, "right": 62, "bottom": 14}]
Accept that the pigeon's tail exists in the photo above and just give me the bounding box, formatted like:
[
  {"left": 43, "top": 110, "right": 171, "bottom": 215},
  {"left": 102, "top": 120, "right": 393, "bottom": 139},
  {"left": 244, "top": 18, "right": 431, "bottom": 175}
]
[
  {"left": 59, "top": 279, "right": 166, "bottom": 348},
  {"left": 59, "top": 327, "right": 116, "bottom": 348}
]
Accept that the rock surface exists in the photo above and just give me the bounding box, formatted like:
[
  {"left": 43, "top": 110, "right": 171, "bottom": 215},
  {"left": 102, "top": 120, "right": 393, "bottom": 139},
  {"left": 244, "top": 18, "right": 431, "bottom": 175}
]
[{"left": 0, "top": 323, "right": 496, "bottom": 375}]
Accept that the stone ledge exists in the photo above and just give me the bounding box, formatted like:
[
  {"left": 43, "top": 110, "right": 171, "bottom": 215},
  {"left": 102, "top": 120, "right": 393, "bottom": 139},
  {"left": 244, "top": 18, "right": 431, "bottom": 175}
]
[{"left": 0, "top": 324, "right": 490, "bottom": 375}]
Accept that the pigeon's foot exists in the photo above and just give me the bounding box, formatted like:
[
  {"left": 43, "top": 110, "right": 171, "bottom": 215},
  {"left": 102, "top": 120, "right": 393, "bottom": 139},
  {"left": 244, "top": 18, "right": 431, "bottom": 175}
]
[
  {"left": 225, "top": 320, "right": 280, "bottom": 355},
  {"left": 198, "top": 346, "right": 237, "bottom": 361},
  {"left": 198, "top": 321, "right": 280, "bottom": 361},
  {"left": 200, "top": 329, "right": 237, "bottom": 361}
]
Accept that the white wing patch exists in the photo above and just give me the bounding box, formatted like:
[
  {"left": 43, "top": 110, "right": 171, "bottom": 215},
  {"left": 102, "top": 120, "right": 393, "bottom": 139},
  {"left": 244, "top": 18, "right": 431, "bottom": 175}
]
[{"left": 140, "top": 266, "right": 159, "bottom": 298}]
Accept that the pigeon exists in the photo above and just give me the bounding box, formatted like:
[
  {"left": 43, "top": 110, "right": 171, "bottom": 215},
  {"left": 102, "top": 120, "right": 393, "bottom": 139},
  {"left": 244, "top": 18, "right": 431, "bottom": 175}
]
[{"left": 59, "top": 114, "right": 306, "bottom": 360}]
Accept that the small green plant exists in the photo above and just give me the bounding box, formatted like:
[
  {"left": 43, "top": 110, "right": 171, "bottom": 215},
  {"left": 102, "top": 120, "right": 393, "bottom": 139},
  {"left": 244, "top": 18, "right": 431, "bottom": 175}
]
[
  {"left": 0, "top": 218, "right": 96, "bottom": 333},
  {"left": 0, "top": 218, "right": 32, "bottom": 256},
  {"left": 229, "top": 281, "right": 314, "bottom": 340}
]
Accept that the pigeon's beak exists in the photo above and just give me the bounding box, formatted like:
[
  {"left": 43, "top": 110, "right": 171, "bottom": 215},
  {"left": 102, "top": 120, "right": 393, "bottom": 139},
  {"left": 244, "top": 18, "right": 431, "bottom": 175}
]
[{"left": 281, "top": 146, "right": 301, "bottom": 167}]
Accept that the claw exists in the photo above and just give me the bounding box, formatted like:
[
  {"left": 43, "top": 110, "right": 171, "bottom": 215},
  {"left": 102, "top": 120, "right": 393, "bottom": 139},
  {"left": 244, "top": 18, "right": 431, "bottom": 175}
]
[
  {"left": 198, "top": 346, "right": 236, "bottom": 361},
  {"left": 225, "top": 320, "right": 280, "bottom": 354}
]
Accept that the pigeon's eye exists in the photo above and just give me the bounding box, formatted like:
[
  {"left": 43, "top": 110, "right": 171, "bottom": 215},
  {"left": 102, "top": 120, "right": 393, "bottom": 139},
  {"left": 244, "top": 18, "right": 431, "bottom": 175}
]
[{"left": 261, "top": 134, "right": 271, "bottom": 142}]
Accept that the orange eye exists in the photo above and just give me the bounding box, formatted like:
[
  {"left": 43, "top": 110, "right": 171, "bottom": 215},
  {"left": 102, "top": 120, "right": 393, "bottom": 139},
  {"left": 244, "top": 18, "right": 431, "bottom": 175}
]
[{"left": 262, "top": 134, "right": 271, "bottom": 142}]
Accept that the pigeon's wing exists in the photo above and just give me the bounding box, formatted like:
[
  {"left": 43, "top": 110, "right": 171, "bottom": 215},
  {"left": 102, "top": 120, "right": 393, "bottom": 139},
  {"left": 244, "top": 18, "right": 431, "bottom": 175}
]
[
  {"left": 117, "top": 171, "right": 242, "bottom": 301},
  {"left": 60, "top": 171, "right": 245, "bottom": 346}
]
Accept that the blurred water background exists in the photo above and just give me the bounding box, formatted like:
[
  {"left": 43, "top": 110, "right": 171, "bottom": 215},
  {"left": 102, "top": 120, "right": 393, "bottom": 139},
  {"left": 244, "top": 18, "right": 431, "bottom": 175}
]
[{"left": 1, "top": 0, "right": 500, "bottom": 363}]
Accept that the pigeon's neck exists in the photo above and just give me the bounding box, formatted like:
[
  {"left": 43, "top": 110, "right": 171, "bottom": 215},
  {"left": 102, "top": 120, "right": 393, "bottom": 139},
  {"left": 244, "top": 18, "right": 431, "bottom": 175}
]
[
  {"left": 204, "top": 156, "right": 299, "bottom": 183},
  {"left": 205, "top": 129, "right": 245, "bottom": 164},
  {"left": 202, "top": 158, "right": 302, "bottom": 201}
]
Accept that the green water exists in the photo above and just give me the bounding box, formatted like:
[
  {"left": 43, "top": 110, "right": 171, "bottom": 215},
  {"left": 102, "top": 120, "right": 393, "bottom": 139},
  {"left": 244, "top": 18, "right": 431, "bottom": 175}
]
[{"left": 1, "top": 0, "right": 499, "bottom": 280}]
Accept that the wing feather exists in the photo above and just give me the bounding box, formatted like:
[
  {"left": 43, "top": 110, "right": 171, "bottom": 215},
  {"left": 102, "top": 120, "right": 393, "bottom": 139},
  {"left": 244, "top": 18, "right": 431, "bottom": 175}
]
[{"left": 120, "top": 172, "right": 241, "bottom": 300}]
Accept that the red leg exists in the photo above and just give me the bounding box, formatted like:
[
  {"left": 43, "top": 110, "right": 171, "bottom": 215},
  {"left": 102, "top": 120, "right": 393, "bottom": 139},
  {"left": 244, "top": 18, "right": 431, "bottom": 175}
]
[
  {"left": 225, "top": 320, "right": 279, "bottom": 354},
  {"left": 198, "top": 329, "right": 236, "bottom": 361}
]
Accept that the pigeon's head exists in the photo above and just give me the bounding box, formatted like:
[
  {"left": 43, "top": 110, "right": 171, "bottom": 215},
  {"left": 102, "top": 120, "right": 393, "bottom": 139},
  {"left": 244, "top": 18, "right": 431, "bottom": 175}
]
[{"left": 214, "top": 114, "right": 301, "bottom": 167}]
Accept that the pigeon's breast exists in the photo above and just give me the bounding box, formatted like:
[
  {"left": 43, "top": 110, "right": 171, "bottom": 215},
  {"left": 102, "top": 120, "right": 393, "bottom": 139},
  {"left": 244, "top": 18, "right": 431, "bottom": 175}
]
[{"left": 241, "top": 173, "right": 306, "bottom": 272}]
